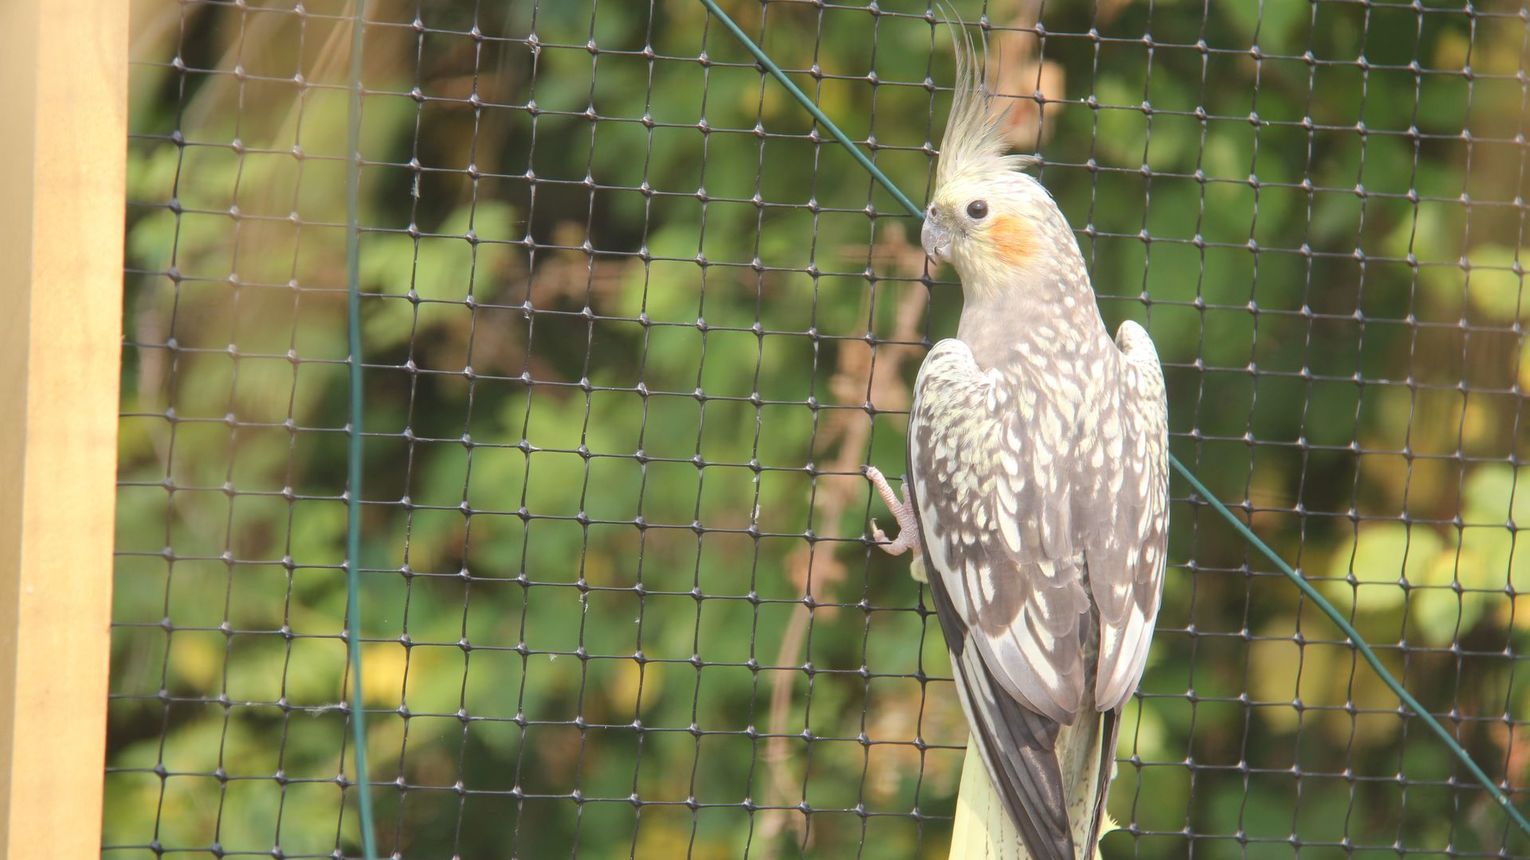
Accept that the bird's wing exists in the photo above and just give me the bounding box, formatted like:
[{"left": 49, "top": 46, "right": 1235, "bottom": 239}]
[
  {"left": 906, "top": 337, "right": 1091, "bottom": 860},
  {"left": 1079, "top": 320, "right": 1170, "bottom": 712}
]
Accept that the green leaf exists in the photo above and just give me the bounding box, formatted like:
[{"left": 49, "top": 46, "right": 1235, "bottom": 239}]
[
  {"left": 1463, "top": 244, "right": 1527, "bottom": 323},
  {"left": 1324, "top": 522, "right": 1447, "bottom": 611}
]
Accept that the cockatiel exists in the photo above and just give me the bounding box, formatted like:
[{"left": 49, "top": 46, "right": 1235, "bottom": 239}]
[{"left": 865, "top": 26, "right": 1170, "bottom": 860}]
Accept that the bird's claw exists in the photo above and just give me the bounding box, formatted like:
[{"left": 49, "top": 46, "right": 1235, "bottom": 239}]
[
  {"left": 864, "top": 466, "right": 922, "bottom": 559},
  {"left": 869, "top": 518, "right": 889, "bottom": 545}
]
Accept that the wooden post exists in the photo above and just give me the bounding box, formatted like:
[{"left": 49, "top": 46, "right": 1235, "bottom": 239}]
[{"left": 0, "top": 1, "right": 129, "bottom": 856}]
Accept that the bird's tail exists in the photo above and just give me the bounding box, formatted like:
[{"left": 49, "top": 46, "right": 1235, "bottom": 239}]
[
  {"left": 947, "top": 715, "right": 1119, "bottom": 859},
  {"left": 950, "top": 741, "right": 1025, "bottom": 860}
]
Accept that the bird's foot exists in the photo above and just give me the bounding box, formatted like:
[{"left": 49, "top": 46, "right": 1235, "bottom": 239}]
[{"left": 864, "top": 466, "right": 923, "bottom": 561}]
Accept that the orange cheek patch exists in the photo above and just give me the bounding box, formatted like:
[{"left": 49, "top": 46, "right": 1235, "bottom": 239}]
[{"left": 987, "top": 214, "right": 1036, "bottom": 265}]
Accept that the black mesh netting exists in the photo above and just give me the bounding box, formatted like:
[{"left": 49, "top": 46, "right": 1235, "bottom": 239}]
[{"left": 107, "top": 2, "right": 1530, "bottom": 858}]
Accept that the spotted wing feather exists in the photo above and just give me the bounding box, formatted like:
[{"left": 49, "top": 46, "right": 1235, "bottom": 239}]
[
  {"left": 907, "top": 338, "right": 1091, "bottom": 860},
  {"left": 1078, "top": 321, "right": 1170, "bottom": 711}
]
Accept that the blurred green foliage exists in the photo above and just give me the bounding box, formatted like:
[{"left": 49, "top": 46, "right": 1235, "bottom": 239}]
[{"left": 108, "top": 1, "right": 1529, "bottom": 858}]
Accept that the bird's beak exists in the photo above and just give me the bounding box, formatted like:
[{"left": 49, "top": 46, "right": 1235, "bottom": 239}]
[{"left": 921, "top": 212, "right": 952, "bottom": 263}]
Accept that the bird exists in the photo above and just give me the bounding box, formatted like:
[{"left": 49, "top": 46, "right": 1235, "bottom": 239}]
[{"left": 864, "top": 23, "right": 1170, "bottom": 860}]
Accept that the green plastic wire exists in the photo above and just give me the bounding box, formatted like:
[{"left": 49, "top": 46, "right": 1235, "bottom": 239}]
[
  {"left": 344, "top": 0, "right": 379, "bottom": 858},
  {"left": 696, "top": 0, "right": 1530, "bottom": 838},
  {"left": 1170, "top": 461, "right": 1530, "bottom": 835},
  {"left": 699, "top": 0, "right": 925, "bottom": 221}
]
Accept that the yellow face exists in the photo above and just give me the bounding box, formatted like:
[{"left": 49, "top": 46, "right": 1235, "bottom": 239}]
[{"left": 923, "top": 173, "right": 1043, "bottom": 276}]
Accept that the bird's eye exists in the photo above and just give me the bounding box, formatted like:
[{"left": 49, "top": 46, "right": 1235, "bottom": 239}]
[{"left": 966, "top": 199, "right": 988, "bottom": 219}]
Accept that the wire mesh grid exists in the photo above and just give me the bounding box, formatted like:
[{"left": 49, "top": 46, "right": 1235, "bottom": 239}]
[{"left": 106, "top": 0, "right": 1530, "bottom": 857}]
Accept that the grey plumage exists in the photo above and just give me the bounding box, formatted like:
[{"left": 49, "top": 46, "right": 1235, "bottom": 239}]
[
  {"left": 868, "top": 23, "right": 1169, "bottom": 860},
  {"left": 910, "top": 298, "right": 1167, "bottom": 726},
  {"left": 906, "top": 309, "right": 1167, "bottom": 859}
]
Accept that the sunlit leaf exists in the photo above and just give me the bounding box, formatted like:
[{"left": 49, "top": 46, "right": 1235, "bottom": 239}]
[{"left": 1324, "top": 522, "right": 1447, "bottom": 612}]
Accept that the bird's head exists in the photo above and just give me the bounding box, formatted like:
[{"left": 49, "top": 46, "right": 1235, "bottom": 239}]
[{"left": 922, "top": 28, "right": 1071, "bottom": 294}]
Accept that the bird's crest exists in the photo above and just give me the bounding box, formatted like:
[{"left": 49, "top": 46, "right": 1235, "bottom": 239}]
[{"left": 935, "top": 12, "right": 1039, "bottom": 188}]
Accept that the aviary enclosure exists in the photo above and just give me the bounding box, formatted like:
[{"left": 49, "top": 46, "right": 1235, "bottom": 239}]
[{"left": 86, "top": 0, "right": 1530, "bottom": 857}]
